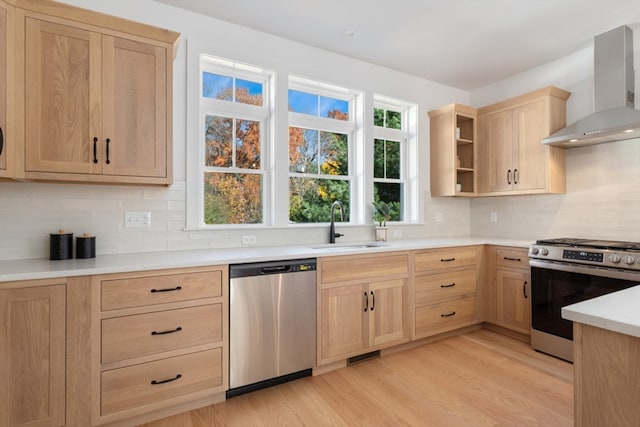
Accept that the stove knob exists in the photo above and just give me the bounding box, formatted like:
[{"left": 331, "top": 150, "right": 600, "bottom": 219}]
[
  {"left": 623, "top": 255, "right": 635, "bottom": 265},
  {"left": 609, "top": 254, "right": 622, "bottom": 263},
  {"left": 540, "top": 248, "right": 549, "bottom": 256},
  {"left": 530, "top": 247, "right": 539, "bottom": 255}
]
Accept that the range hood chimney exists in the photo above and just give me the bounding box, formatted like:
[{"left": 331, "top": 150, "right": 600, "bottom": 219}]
[{"left": 542, "top": 25, "right": 640, "bottom": 148}]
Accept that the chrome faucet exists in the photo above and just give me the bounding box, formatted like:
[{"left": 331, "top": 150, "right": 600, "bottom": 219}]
[{"left": 329, "top": 201, "right": 344, "bottom": 243}]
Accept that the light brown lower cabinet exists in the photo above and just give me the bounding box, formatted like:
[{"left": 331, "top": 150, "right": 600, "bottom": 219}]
[
  {"left": 491, "top": 246, "right": 531, "bottom": 335},
  {"left": 0, "top": 266, "right": 228, "bottom": 427},
  {"left": 94, "top": 266, "right": 228, "bottom": 426},
  {"left": 0, "top": 280, "right": 66, "bottom": 427},
  {"left": 413, "top": 246, "right": 481, "bottom": 338},
  {"left": 317, "top": 254, "right": 410, "bottom": 365}
]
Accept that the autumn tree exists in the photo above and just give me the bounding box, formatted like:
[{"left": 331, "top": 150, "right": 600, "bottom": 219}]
[{"left": 204, "top": 87, "right": 263, "bottom": 224}]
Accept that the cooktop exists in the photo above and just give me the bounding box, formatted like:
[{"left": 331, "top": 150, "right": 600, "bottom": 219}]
[{"left": 535, "top": 238, "right": 640, "bottom": 251}]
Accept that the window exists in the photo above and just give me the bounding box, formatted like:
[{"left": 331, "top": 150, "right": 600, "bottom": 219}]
[
  {"left": 288, "top": 77, "right": 358, "bottom": 223},
  {"left": 373, "top": 97, "right": 412, "bottom": 222},
  {"left": 197, "top": 55, "right": 272, "bottom": 225}
]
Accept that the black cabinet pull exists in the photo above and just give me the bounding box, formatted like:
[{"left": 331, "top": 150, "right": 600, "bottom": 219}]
[
  {"left": 151, "top": 374, "right": 182, "bottom": 385},
  {"left": 151, "top": 326, "right": 182, "bottom": 336},
  {"left": 503, "top": 256, "right": 522, "bottom": 262},
  {"left": 105, "top": 138, "right": 111, "bottom": 164},
  {"left": 364, "top": 291, "right": 368, "bottom": 312},
  {"left": 370, "top": 291, "right": 375, "bottom": 311},
  {"left": 514, "top": 168, "right": 519, "bottom": 184},
  {"left": 0, "top": 127, "right": 4, "bottom": 156},
  {"left": 441, "top": 311, "right": 456, "bottom": 318},
  {"left": 440, "top": 258, "right": 456, "bottom": 262},
  {"left": 440, "top": 283, "right": 456, "bottom": 288},
  {"left": 93, "top": 137, "right": 98, "bottom": 163},
  {"left": 523, "top": 281, "right": 528, "bottom": 299},
  {"left": 507, "top": 169, "right": 512, "bottom": 185},
  {"left": 150, "top": 286, "right": 182, "bottom": 293}
]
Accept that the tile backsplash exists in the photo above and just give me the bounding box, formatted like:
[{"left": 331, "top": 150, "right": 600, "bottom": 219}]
[
  {"left": 470, "top": 138, "right": 640, "bottom": 242},
  {"left": 2, "top": 139, "right": 637, "bottom": 260}
]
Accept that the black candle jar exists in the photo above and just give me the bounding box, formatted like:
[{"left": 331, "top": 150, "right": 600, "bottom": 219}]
[
  {"left": 76, "top": 234, "right": 96, "bottom": 259},
  {"left": 50, "top": 230, "right": 73, "bottom": 260}
]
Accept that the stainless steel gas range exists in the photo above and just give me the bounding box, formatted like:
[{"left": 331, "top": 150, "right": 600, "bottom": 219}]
[{"left": 529, "top": 238, "right": 640, "bottom": 362}]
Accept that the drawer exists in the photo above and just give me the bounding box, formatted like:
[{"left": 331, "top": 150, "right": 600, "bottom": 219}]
[
  {"left": 414, "top": 247, "right": 477, "bottom": 273},
  {"left": 415, "top": 297, "right": 477, "bottom": 337},
  {"left": 101, "top": 348, "right": 223, "bottom": 416},
  {"left": 102, "top": 270, "right": 223, "bottom": 311},
  {"left": 496, "top": 247, "right": 529, "bottom": 270},
  {"left": 320, "top": 254, "right": 409, "bottom": 284},
  {"left": 102, "top": 304, "right": 222, "bottom": 364},
  {"left": 415, "top": 268, "right": 476, "bottom": 307}
]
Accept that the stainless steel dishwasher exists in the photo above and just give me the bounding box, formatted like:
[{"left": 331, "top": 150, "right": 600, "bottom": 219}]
[{"left": 227, "top": 258, "right": 316, "bottom": 397}]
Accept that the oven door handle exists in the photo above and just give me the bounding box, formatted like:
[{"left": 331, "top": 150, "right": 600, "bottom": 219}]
[{"left": 529, "top": 259, "right": 640, "bottom": 282}]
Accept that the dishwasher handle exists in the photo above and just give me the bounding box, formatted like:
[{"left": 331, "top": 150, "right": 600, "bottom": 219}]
[{"left": 261, "top": 265, "right": 292, "bottom": 274}]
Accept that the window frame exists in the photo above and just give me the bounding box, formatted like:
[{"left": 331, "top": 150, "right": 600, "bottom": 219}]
[
  {"left": 186, "top": 50, "right": 274, "bottom": 229},
  {"left": 287, "top": 76, "right": 360, "bottom": 225},
  {"left": 372, "top": 95, "right": 418, "bottom": 225}
]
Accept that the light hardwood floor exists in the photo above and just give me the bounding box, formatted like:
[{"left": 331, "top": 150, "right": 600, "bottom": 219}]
[{"left": 140, "top": 329, "right": 573, "bottom": 426}]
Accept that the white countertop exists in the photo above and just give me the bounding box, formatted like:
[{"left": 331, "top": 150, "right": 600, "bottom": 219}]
[
  {"left": 562, "top": 286, "right": 640, "bottom": 339},
  {"left": 0, "top": 237, "right": 531, "bottom": 283}
]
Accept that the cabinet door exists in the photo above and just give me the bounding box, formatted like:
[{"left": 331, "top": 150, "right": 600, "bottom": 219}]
[
  {"left": 319, "top": 284, "right": 368, "bottom": 361},
  {"left": 478, "top": 110, "right": 513, "bottom": 192},
  {"left": 101, "top": 36, "right": 167, "bottom": 178},
  {"left": 0, "top": 285, "right": 66, "bottom": 427},
  {"left": 496, "top": 268, "right": 531, "bottom": 334},
  {"left": 24, "top": 18, "right": 102, "bottom": 175},
  {"left": 369, "top": 279, "right": 406, "bottom": 347},
  {"left": 0, "top": 2, "right": 7, "bottom": 173},
  {"left": 513, "top": 99, "right": 546, "bottom": 191}
]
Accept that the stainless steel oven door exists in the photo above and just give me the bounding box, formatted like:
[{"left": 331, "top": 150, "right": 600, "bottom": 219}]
[{"left": 529, "top": 259, "right": 640, "bottom": 362}]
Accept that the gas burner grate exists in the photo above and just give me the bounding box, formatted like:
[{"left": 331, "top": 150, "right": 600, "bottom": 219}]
[{"left": 536, "top": 238, "right": 640, "bottom": 250}]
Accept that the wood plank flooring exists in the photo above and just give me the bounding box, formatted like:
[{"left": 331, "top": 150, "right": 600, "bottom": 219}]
[{"left": 140, "top": 329, "right": 573, "bottom": 426}]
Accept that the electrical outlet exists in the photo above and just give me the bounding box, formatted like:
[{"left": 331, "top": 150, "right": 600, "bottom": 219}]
[
  {"left": 435, "top": 212, "right": 444, "bottom": 223},
  {"left": 125, "top": 211, "right": 151, "bottom": 228},
  {"left": 242, "top": 235, "right": 256, "bottom": 245},
  {"left": 490, "top": 212, "right": 498, "bottom": 223},
  {"left": 392, "top": 229, "right": 403, "bottom": 238}
]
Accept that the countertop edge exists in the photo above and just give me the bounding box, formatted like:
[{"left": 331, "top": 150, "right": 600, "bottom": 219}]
[
  {"left": 0, "top": 237, "right": 532, "bottom": 283},
  {"left": 562, "top": 285, "right": 640, "bottom": 339}
]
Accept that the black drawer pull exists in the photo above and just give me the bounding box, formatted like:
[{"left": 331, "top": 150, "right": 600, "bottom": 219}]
[
  {"left": 364, "top": 291, "right": 368, "bottom": 312},
  {"left": 503, "top": 256, "right": 522, "bottom": 262},
  {"left": 440, "top": 283, "right": 456, "bottom": 288},
  {"left": 105, "top": 138, "right": 111, "bottom": 164},
  {"left": 0, "top": 127, "right": 4, "bottom": 156},
  {"left": 150, "top": 286, "right": 182, "bottom": 293},
  {"left": 93, "top": 137, "right": 98, "bottom": 163},
  {"left": 151, "top": 326, "right": 182, "bottom": 336},
  {"left": 440, "top": 258, "right": 456, "bottom": 262},
  {"left": 441, "top": 311, "right": 456, "bottom": 318},
  {"left": 523, "top": 280, "right": 528, "bottom": 299},
  {"left": 151, "top": 374, "right": 182, "bottom": 385},
  {"left": 370, "top": 291, "right": 375, "bottom": 311}
]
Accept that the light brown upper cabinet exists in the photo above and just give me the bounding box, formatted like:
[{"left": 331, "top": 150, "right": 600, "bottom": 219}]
[
  {"left": 14, "top": 0, "right": 179, "bottom": 185},
  {"left": 0, "top": 0, "right": 14, "bottom": 178},
  {"left": 477, "top": 86, "right": 570, "bottom": 195},
  {"left": 428, "top": 103, "right": 477, "bottom": 196}
]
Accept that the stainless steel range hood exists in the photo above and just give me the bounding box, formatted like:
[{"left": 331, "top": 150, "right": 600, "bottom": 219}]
[{"left": 542, "top": 26, "right": 640, "bottom": 148}]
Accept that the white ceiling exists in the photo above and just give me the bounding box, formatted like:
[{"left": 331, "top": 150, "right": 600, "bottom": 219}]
[{"left": 154, "top": 0, "right": 640, "bottom": 90}]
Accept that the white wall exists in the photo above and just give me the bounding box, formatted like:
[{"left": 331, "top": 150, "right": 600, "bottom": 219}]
[
  {"left": 470, "top": 25, "right": 640, "bottom": 242},
  {"left": 0, "top": 0, "right": 471, "bottom": 260}
]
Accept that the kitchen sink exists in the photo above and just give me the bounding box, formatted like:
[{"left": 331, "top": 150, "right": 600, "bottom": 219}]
[{"left": 309, "top": 242, "right": 389, "bottom": 250}]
